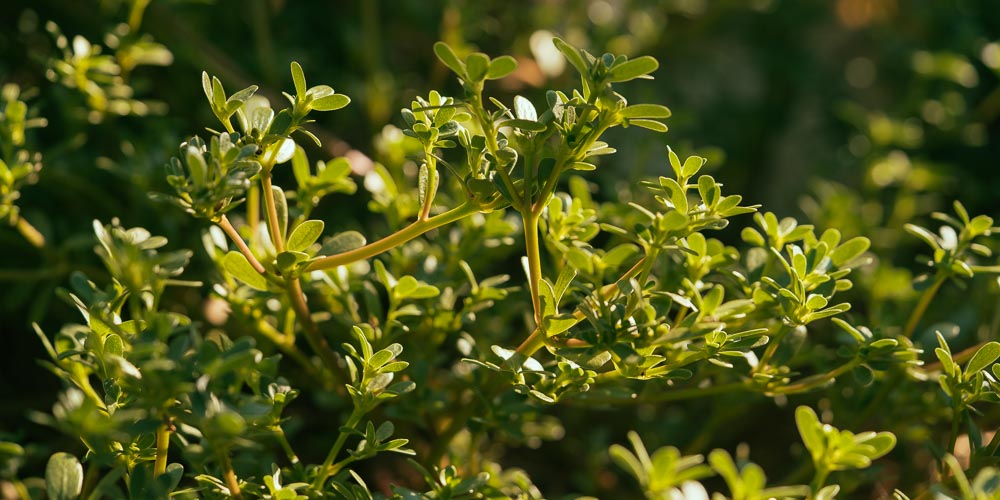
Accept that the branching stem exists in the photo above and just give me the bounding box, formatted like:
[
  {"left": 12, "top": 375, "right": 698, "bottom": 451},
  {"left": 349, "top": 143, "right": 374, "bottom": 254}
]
[
  {"left": 217, "top": 215, "right": 265, "bottom": 274},
  {"left": 313, "top": 408, "right": 363, "bottom": 489},
  {"left": 306, "top": 201, "right": 480, "bottom": 271}
]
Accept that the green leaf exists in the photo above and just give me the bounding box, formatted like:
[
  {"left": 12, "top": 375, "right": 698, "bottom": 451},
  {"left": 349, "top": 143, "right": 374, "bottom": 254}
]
[
  {"left": 969, "top": 215, "right": 994, "bottom": 236},
  {"left": 504, "top": 119, "right": 547, "bottom": 132},
  {"left": 816, "top": 485, "right": 840, "bottom": 500},
  {"left": 795, "top": 406, "right": 824, "bottom": 462},
  {"left": 223, "top": 251, "right": 268, "bottom": 290},
  {"left": 830, "top": 237, "right": 871, "bottom": 266},
  {"left": 627, "top": 119, "right": 668, "bottom": 132},
  {"left": 966, "top": 341, "right": 1000, "bottom": 375},
  {"left": 513, "top": 95, "right": 537, "bottom": 121},
  {"left": 311, "top": 94, "right": 350, "bottom": 111},
  {"left": 552, "top": 38, "right": 588, "bottom": 77},
  {"left": 433, "top": 42, "right": 466, "bottom": 77},
  {"left": 608, "top": 56, "right": 659, "bottom": 82},
  {"left": 465, "top": 53, "right": 490, "bottom": 82},
  {"left": 201, "top": 71, "right": 213, "bottom": 105},
  {"left": 486, "top": 55, "right": 517, "bottom": 79},
  {"left": 104, "top": 333, "right": 124, "bottom": 357},
  {"left": 291, "top": 61, "right": 306, "bottom": 98},
  {"left": 859, "top": 432, "right": 897, "bottom": 459},
  {"left": 620, "top": 104, "right": 671, "bottom": 119},
  {"left": 904, "top": 223, "right": 940, "bottom": 250},
  {"left": 394, "top": 276, "right": 440, "bottom": 300},
  {"left": 609, "top": 444, "right": 647, "bottom": 486},
  {"left": 318, "top": 231, "right": 367, "bottom": 256},
  {"left": 46, "top": 452, "right": 83, "bottom": 500},
  {"left": 287, "top": 220, "right": 324, "bottom": 252}
]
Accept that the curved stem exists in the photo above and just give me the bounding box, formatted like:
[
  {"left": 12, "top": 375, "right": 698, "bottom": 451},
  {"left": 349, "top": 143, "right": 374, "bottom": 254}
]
[
  {"left": 305, "top": 202, "right": 480, "bottom": 271},
  {"left": 903, "top": 275, "right": 946, "bottom": 339},
  {"left": 756, "top": 325, "right": 791, "bottom": 373},
  {"left": 286, "top": 278, "right": 344, "bottom": 386},
  {"left": 256, "top": 319, "right": 319, "bottom": 379},
  {"left": 766, "top": 361, "right": 859, "bottom": 395},
  {"left": 810, "top": 465, "right": 830, "bottom": 494},
  {"left": 313, "top": 408, "right": 363, "bottom": 489},
  {"left": 273, "top": 426, "right": 300, "bottom": 465},
  {"left": 217, "top": 215, "right": 265, "bottom": 274}
]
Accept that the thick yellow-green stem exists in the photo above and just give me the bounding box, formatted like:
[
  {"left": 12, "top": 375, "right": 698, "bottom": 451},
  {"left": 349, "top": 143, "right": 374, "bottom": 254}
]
[
  {"left": 523, "top": 211, "right": 544, "bottom": 328},
  {"left": 220, "top": 452, "right": 242, "bottom": 499},
  {"left": 154, "top": 422, "right": 170, "bottom": 477},
  {"left": 305, "top": 201, "right": 480, "bottom": 271},
  {"left": 261, "top": 172, "right": 285, "bottom": 253}
]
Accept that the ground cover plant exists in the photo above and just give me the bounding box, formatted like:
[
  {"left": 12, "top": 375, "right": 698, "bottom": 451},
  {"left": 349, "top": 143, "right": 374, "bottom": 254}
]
[{"left": 2, "top": 1, "right": 1000, "bottom": 498}]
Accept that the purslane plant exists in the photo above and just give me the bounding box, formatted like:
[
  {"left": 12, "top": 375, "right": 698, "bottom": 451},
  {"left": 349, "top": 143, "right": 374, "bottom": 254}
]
[{"left": 18, "top": 35, "right": 999, "bottom": 499}]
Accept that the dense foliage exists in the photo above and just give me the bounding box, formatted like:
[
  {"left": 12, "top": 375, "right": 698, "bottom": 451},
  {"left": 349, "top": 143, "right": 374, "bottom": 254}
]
[{"left": 1, "top": 1, "right": 999, "bottom": 498}]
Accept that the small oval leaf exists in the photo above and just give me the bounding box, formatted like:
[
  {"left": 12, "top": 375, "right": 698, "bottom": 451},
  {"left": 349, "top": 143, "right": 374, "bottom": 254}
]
[
  {"left": 287, "top": 220, "right": 325, "bottom": 252},
  {"left": 46, "top": 452, "right": 83, "bottom": 500}
]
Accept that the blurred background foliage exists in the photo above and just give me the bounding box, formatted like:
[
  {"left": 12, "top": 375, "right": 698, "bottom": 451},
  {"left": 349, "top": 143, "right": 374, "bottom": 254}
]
[{"left": 1, "top": 0, "right": 998, "bottom": 495}]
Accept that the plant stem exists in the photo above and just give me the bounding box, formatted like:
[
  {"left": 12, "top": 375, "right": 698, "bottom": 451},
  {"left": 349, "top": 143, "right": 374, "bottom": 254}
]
[
  {"left": 810, "top": 465, "right": 830, "bottom": 494},
  {"left": 273, "top": 426, "right": 300, "bottom": 464},
  {"left": 767, "top": 361, "right": 859, "bottom": 395},
  {"left": 523, "top": 211, "right": 544, "bottom": 327},
  {"left": 943, "top": 406, "right": 963, "bottom": 478},
  {"left": 286, "top": 278, "right": 344, "bottom": 386},
  {"left": 14, "top": 215, "right": 45, "bottom": 248},
  {"left": 313, "top": 408, "right": 363, "bottom": 489},
  {"left": 220, "top": 452, "right": 242, "bottom": 499},
  {"left": 516, "top": 256, "right": 649, "bottom": 358},
  {"left": 217, "top": 215, "right": 266, "bottom": 274},
  {"left": 903, "top": 275, "right": 946, "bottom": 339},
  {"left": 756, "top": 325, "right": 791, "bottom": 372},
  {"left": 80, "top": 461, "right": 98, "bottom": 499},
  {"left": 256, "top": 319, "right": 319, "bottom": 379},
  {"left": 305, "top": 201, "right": 480, "bottom": 271},
  {"left": 154, "top": 423, "right": 170, "bottom": 477},
  {"left": 261, "top": 171, "right": 285, "bottom": 253},
  {"left": 247, "top": 184, "right": 259, "bottom": 235}
]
